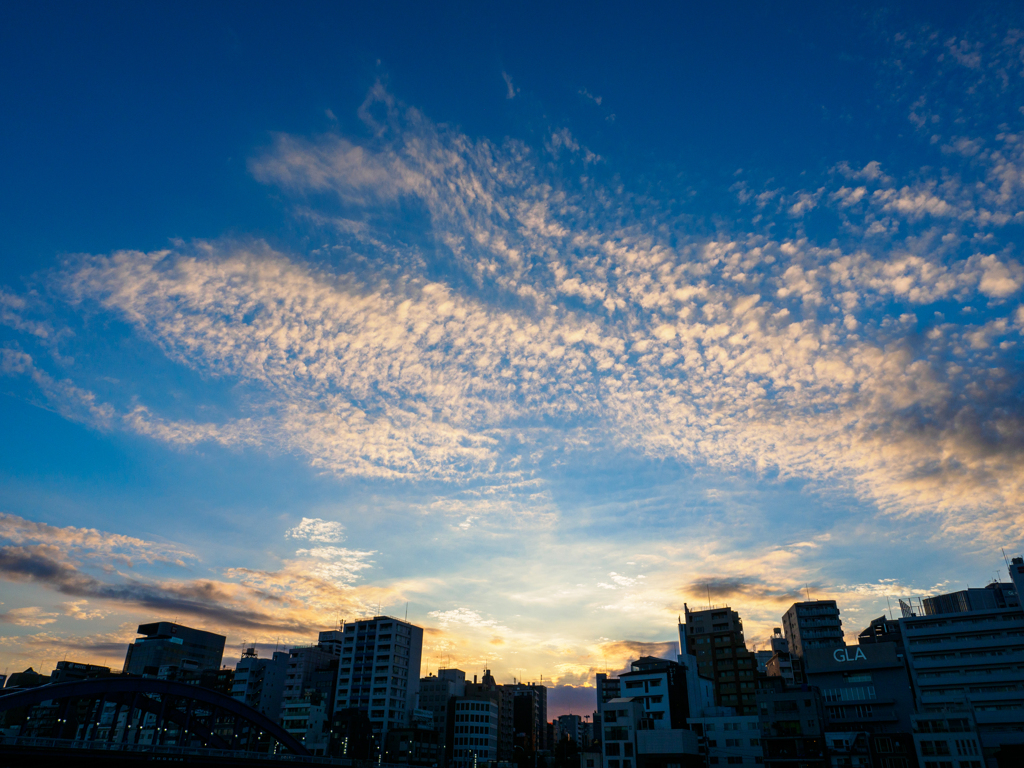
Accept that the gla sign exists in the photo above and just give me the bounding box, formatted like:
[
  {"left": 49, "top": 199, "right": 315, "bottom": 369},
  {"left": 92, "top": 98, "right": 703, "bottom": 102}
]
[{"left": 833, "top": 647, "right": 868, "bottom": 663}]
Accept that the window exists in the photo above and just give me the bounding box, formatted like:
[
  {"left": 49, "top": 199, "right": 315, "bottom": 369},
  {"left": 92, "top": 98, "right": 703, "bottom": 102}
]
[
  {"left": 624, "top": 744, "right": 633, "bottom": 757},
  {"left": 605, "top": 744, "right": 620, "bottom": 756},
  {"left": 709, "top": 759, "right": 719, "bottom": 765},
  {"left": 749, "top": 738, "right": 760, "bottom": 746},
  {"left": 727, "top": 759, "right": 743, "bottom": 765},
  {"left": 844, "top": 672, "right": 872, "bottom": 683}
]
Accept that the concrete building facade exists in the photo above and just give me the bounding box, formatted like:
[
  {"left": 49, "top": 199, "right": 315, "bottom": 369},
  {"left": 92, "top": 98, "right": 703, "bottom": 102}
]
[
  {"left": 901, "top": 593, "right": 1024, "bottom": 767},
  {"left": 419, "top": 667, "right": 466, "bottom": 738},
  {"left": 333, "top": 616, "right": 424, "bottom": 739},
  {"left": 804, "top": 644, "right": 916, "bottom": 735},
  {"left": 686, "top": 711, "right": 762, "bottom": 767},
  {"left": 231, "top": 647, "right": 289, "bottom": 721},
  {"left": 447, "top": 696, "right": 499, "bottom": 768},
  {"left": 682, "top": 605, "right": 760, "bottom": 715},
  {"left": 781, "top": 602, "right": 844, "bottom": 660},
  {"left": 755, "top": 682, "right": 828, "bottom": 768},
  {"left": 122, "top": 621, "right": 225, "bottom": 677}
]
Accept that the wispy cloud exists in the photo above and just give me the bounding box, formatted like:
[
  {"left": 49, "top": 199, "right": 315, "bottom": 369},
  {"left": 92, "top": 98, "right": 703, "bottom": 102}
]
[{"left": 502, "top": 71, "right": 517, "bottom": 100}]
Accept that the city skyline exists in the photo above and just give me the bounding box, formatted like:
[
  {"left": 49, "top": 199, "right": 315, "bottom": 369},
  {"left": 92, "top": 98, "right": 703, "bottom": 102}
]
[{"left": 2, "top": 2, "right": 1024, "bottom": 722}]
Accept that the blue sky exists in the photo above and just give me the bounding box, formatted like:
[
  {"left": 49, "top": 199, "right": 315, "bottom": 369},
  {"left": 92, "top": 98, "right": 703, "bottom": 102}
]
[{"left": 2, "top": 1, "right": 1023, "bottom": 715}]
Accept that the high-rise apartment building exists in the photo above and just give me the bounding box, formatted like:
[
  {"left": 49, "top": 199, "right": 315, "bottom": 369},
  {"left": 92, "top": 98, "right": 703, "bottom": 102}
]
[
  {"left": 122, "top": 621, "right": 225, "bottom": 676},
  {"left": 504, "top": 681, "right": 549, "bottom": 752},
  {"left": 596, "top": 672, "right": 623, "bottom": 733},
  {"left": 446, "top": 695, "right": 499, "bottom": 768},
  {"left": 332, "top": 616, "right": 424, "bottom": 738},
  {"left": 781, "top": 601, "right": 844, "bottom": 659},
  {"left": 922, "top": 582, "right": 1020, "bottom": 616},
  {"left": 901, "top": 571, "right": 1024, "bottom": 767},
  {"left": 232, "top": 646, "right": 290, "bottom": 720},
  {"left": 682, "top": 604, "right": 759, "bottom": 715},
  {"left": 283, "top": 632, "right": 343, "bottom": 704},
  {"left": 465, "top": 669, "right": 518, "bottom": 761}
]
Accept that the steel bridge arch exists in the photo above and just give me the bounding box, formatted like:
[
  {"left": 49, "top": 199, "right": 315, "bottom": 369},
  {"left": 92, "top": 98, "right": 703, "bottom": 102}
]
[{"left": 0, "top": 676, "right": 311, "bottom": 756}]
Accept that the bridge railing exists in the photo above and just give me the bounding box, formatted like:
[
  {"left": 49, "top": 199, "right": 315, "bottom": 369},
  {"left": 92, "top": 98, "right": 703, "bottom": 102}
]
[{"left": 0, "top": 734, "right": 347, "bottom": 763}]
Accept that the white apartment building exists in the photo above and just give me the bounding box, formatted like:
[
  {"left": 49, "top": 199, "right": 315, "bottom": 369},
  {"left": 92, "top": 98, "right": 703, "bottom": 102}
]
[
  {"left": 901, "top": 582, "right": 1024, "bottom": 766},
  {"left": 333, "top": 616, "right": 424, "bottom": 737},
  {"left": 450, "top": 697, "right": 499, "bottom": 768},
  {"left": 281, "top": 695, "right": 330, "bottom": 755},
  {"left": 231, "top": 648, "right": 289, "bottom": 721}
]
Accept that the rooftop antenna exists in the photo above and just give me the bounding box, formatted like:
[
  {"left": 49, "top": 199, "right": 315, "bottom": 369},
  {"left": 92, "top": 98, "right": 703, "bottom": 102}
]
[
  {"left": 405, "top": 602, "right": 409, "bottom": 621},
  {"left": 706, "top": 583, "right": 711, "bottom": 609},
  {"left": 1003, "top": 548, "right": 1011, "bottom": 568},
  {"left": 805, "top": 585, "right": 811, "bottom": 601},
  {"left": 886, "top": 595, "right": 894, "bottom": 621}
]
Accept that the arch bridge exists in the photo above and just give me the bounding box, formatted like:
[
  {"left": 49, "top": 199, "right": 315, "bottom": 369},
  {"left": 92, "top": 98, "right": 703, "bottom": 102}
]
[{"left": 0, "top": 676, "right": 311, "bottom": 757}]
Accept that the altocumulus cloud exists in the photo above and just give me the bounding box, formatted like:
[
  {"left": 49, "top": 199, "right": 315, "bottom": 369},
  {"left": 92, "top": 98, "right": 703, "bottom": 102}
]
[
  {"left": 2, "top": 74, "right": 1018, "bottom": 541},
  {"left": 0, "top": 28, "right": 1023, "bottom": 677}
]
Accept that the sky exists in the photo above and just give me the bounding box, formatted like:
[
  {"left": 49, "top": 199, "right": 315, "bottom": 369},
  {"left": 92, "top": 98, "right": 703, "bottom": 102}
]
[{"left": 2, "top": 1, "right": 1024, "bottom": 718}]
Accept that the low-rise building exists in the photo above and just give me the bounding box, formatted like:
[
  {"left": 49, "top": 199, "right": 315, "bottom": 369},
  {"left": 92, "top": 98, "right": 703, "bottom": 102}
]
[
  {"left": 687, "top": 710, "right": 762, "bottom": 767},
  {"left": 385, "top": 724, "right": 444, "bottom": 766},
  {"left": 910, "top": 710, "right": 983, "bottom": 768},
  {"left": 281, "top": 692, "right": 330, "bottom": 755},
  {"left": 122, "top": 621, "right": 225, "bottom": 677},
  {"left": 756, "top": 681, "right": 827, "bottom": 768}
]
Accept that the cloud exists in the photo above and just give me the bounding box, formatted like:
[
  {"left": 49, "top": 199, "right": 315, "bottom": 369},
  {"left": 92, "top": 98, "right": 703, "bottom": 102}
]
[
  {"left": 62, "top": 600, "right": 107, "bottom": 620},
  {"left": 681, "top": 577, "right": 806, "bottom": 605},
  {"left": 0, "top": 76, "right": 1015, "bottom": 545},
  {"left": 285, "top": 517, "right": 347, "bottom": 543},
  {"left": 291, "top": 546, "right": 377, "bottom": 585},
  {"left": 0, "top": 536, "right": 381, "bottom": 638},
  {"left": 428, "top": 607, "right": 511, "bottom": 633},
  {"left": 502, "top": 71, "right": 517, "bottom": 100},
  {"left": 0, "top": 512, "right": 194, "bottom": 567},
  {"left": 0, "top": 606, "right": 60, "bottom": 627}
]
